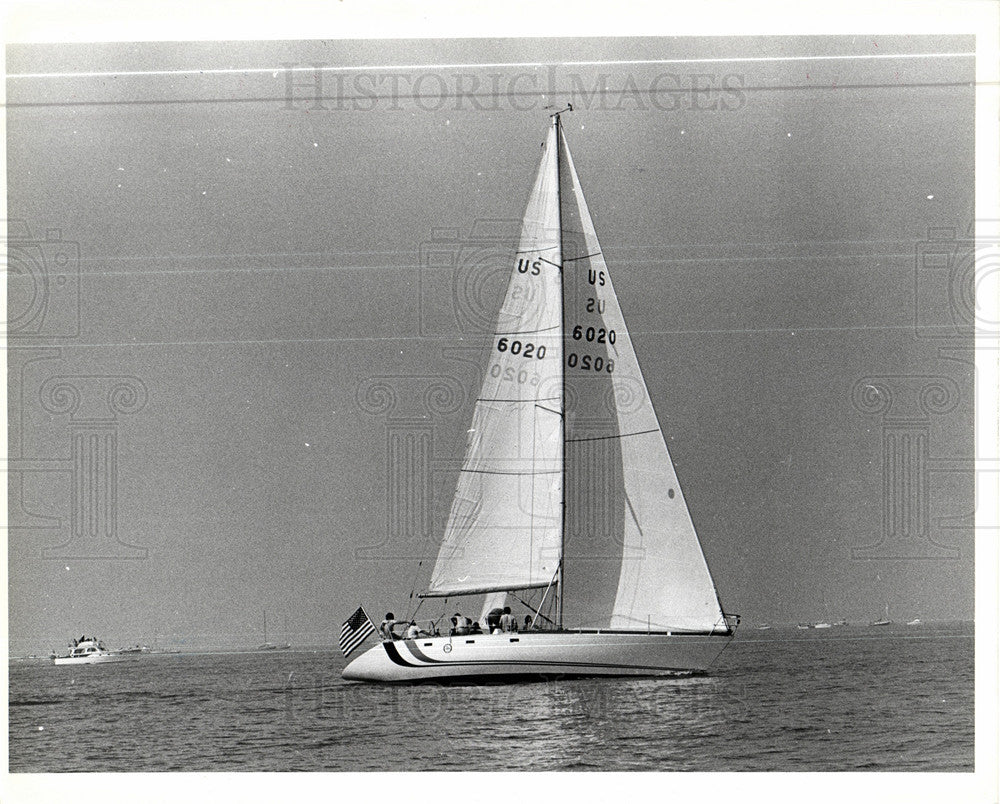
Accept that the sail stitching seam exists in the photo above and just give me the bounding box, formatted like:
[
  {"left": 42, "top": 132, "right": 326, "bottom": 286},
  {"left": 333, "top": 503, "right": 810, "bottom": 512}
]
[
  {"left": 495, "top": 326, "right": 560, "bottom": 335},
  {"left": 514, "top": 246, "right": 560, "bottom": 255},
  {"left": 458, "top": 468, "right": 561, "bottom": 476},
  {"left": 478, "top": 396, "right": 560, "bottom": 403},
  {"left": 565, "top": 428, "right": 659, "bottom": 444}
]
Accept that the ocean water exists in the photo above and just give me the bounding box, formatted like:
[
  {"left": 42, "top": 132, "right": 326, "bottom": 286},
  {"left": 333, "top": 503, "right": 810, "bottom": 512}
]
[{"left": 8, "top": 622, "right": 973, "bottom": 772}]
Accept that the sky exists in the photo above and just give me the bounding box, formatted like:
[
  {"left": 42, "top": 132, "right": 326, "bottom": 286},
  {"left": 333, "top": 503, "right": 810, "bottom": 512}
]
[{"left": 5, "top": 35, "right": 977, "bottom": 654}]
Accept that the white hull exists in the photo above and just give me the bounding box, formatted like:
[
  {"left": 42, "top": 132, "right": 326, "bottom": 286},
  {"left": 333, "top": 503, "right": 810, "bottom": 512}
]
[
  {"left": 53, "top": 653, "right": 131, "bottom": 665},
  {"left": 342, "top": 630, "right": 734, "bottom": 683}
]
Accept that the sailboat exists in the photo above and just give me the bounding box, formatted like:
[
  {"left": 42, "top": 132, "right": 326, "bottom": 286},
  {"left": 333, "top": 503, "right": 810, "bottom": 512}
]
[
  {"left": 871, "top": 604, "right": 891, "bottom": 627},
  {"left": 259, "top": 610, "right": 276, "bottom": 650},
  {"left": 343, "top": 113, "right": 738, "bottom": 683}
]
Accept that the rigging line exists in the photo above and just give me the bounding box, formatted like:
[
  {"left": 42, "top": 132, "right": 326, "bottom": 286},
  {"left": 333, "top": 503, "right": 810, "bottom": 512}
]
[
  {"left": 563, "top": 252, "right": 602, "bottom": 263},
  {"left": 566, "top": 428, "right": 659, "bottom": 444},
  {"left": 408, "top": 597, "right": 425, "bottom": 627},
  {"left": 407, "top": 560, "right": 423, "bottom": 600},
  {"left": 7, "top": 52, "right": 976, "bottom": 79},
  {"left": 535, "top": 405, "right": 561, "bottom": 417},
  {"left": 510, "top": 592, "right": 556, "bottom": 627},
  {"left": 538, "top": 257, "right": 563, "bottom": 270},
  {"left": 430, "top": 598, "right": 449, "bottom": 636},
  {"left": 458, "top": 468, "right": 560, "bottom": 476}
]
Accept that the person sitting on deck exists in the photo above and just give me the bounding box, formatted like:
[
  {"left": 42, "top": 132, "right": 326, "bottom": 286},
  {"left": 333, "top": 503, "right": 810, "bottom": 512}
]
[
  {"left": 499, "top": 607, "right": 518, "bottom": 633},
  {"left": 450, "top": 613, "right": 470, "bottom": 636},
  {"left": 468, "top": 620, "right": 482, "bottom": 634},
  {"left": 523, "top": 615, "right": 533, "bottom": 631},
  {"left": 405, "top": 621, "right": 421, "bottom": 639},
  {"left": 380, "top": 612, "right": 399, "bottom": 641},
  {"left": 486, "top": 608, "right": 504, "bottom": 633}
]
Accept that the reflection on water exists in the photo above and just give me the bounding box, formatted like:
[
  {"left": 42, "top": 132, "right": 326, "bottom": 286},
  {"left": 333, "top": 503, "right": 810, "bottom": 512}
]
[{"left": 9, "top": 623, "right": 974, "bottom": 771}]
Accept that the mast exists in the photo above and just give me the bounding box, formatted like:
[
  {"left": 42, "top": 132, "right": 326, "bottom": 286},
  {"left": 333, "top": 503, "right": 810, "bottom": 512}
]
[{"left": 555, "top": 111, "right": 566, "bottom": 630}]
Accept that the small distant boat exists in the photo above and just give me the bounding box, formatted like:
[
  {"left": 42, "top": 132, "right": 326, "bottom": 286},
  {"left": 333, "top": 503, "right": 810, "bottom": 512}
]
[
  {"left": 813, "top": 622, "right": 832, "bottom": 629},
  {"left": 52, "top": 637, "right": 129, "bottom": 665},
  {"left": 258, "top": 610, "right": 291, "bottom": 650},
  {"left": 118, "top": 644, "right": 150, "bottom": 655},
  {"left": 833, "top": 620, "right": 848, "bottom": 627},
  {"left": 259, "top": 610, "right": 276, "bottom": 650},
  {"left": 907, "top": 618, "right": 922, "bottom": 626},
  {"left": 871, "top": 604, "right": 891, "bottom": 627},
  {"left": 756, "top": 624, "right": 772, "bottom": 631},
  {"left": 796, "top": 623, "right": 812, "bottom": 630}
]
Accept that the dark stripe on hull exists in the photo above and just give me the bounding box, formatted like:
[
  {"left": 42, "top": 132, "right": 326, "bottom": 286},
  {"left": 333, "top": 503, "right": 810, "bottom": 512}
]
[{"left": 384, "top": 640, "right": 714, "bottom": 674}]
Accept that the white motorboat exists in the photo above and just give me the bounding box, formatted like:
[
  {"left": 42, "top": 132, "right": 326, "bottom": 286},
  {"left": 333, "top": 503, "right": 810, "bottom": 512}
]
[
  {"left": 342, "top": 112, "right": 738, "bottom": 683},
  {"left": 52, "top": 637, "right": 129, "bottom": 665}
]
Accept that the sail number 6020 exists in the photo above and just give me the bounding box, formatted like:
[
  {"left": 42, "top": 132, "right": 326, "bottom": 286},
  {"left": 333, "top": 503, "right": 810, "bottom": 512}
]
[
  {"left": 572, "top": 325, "right": 615, "bottom": 344},
  {"left": 567, "top": 353, "right": 615, "bottom": 373},
  {"left": 497, "top": 338, "right": 546, "bottom": 359}
]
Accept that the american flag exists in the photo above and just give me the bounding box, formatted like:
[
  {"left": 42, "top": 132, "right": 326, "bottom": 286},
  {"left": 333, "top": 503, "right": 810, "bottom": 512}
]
[{"left": 338, "top": 606, "right": 376, "bottom": 657}]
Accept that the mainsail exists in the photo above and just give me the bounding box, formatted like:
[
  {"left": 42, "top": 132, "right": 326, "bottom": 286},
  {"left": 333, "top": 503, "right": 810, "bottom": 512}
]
[
  {"left": 426, "top": 117, "right": 728, "bottom": 633},
  {"left": 426, "top": 124, "right": 564, "bottom": 597}
]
